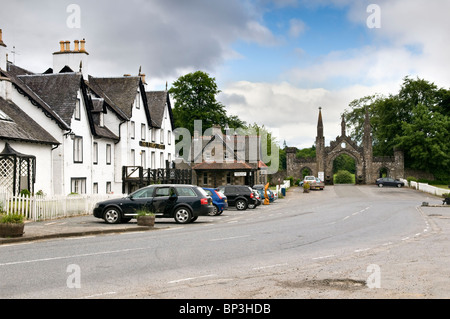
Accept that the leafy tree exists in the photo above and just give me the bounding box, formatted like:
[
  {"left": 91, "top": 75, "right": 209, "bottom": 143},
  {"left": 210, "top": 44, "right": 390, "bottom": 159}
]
[
  {"left": 344, "top": 76, "right": 450, "bottom": 180},
  {"left": 296, "top": 145, "right": 316, "bottom": 159},
  {"left": 168, "top": 71, "right": 245, "bottom": 135}
]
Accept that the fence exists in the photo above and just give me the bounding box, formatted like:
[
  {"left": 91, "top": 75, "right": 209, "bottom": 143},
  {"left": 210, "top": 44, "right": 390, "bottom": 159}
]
[
  {"left": 410, "top": 181, "right": 449, "bottom": 197},
  {"left": 0, "top": 192, "right": 124, "bottom": 221}
]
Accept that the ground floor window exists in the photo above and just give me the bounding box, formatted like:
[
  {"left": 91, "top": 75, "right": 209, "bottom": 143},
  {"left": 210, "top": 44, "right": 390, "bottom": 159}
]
[{"left": 71, "top": 178, "right": 86, "bottom": 194}]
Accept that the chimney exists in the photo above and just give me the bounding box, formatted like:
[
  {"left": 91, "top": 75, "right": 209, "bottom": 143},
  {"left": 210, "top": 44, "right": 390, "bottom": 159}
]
[
  {"left": 53, "top": 39, "right": 89, "bottom": 79},
  {"left": 64, "top": 41, "right": 71, "bottom": 52},
  {"left": 0, "top": 29, "right": 6, "bottom": 47},
  {"left": 79, "top": 39, "right": 86, "bottom": 53},
  {"left": 0, "top": 29, "right": 7, "bottom": 71}
]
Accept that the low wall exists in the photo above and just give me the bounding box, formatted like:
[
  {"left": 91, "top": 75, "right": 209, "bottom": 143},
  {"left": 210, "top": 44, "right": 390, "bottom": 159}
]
[{"left": 410, "top": 181, "right": 449, "bottom": 197}]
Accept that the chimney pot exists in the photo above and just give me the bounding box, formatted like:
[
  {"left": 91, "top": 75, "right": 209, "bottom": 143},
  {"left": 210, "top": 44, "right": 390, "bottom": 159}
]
[
  {"left": 59, "top": 41, "right": 65, "bottom": 52},
  {"left": 79, "top": 39, "right": 86, "bottom": 52},
  {"left": 64, "top": 41, "right": 71, "bottom": 52},
  {"left": 74, "top": 40, "right": 80, "bottom": 52}
]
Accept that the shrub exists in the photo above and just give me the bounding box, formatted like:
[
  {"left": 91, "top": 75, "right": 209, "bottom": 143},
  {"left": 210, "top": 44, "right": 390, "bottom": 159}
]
[
  {"left": 0, "top": 213, "right": 24, "bottom": 224},
  {"left": 334, "top": 170, "right": 353, "bottom": 184},
  {"left": 20, "top": 189, "right": 31, "bottom": 197}
]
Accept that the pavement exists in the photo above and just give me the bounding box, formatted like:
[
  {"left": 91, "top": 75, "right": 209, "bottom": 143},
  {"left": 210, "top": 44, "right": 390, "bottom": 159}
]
[{"left": 0, "top": 215, "right": 161, "bottom": 245}]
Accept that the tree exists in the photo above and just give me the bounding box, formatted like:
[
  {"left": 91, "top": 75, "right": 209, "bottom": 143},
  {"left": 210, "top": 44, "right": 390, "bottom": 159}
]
[
  {"left": 168, "top": 71, "right": 245, "bottom": 135},
  {"left": 344, "top": 76, "right": 450, "bottom": 180}
]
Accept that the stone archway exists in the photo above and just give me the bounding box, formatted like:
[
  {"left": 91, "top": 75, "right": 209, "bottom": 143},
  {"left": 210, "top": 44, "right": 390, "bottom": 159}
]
[
  {"left": 300, "top": 166, "right": 313, "bottom": 179},
  {"left": 325, "top": 149, "right": 363, "bottom": 185}
]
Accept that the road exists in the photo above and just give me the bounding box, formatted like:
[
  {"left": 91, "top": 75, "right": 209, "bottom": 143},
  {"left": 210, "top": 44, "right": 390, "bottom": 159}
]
[{"left": 0, "top": 185, "right": 449, "bottom": 299}]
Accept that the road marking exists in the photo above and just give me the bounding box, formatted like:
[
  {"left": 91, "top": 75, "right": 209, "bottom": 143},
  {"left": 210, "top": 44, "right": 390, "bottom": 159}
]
[
  {"left": 0, "top": 247, "right": 151, "bottom": 267},
  {"left": 354, "top": 248, "right": 370, "bottom": 253},
  {"left": 210, "top": 235, "right": 250, "bottom": 242},
  {"left": 343, "top": 216, "right": 350, "bottom": 221},
  {"left": 312, "top": 255, "right": 335, "bottom": 260},
  {"left": 252, "top": 263, "right": 288, "bottom": 270},
  {"left": 82, "top": 291, "right": 117, "bottom": 299},
  {"left": 168, "top": 274, "right": 217, "bottom": 284},
  {"left": 401, "top": 237, "right": 410, "bottom": 241}
]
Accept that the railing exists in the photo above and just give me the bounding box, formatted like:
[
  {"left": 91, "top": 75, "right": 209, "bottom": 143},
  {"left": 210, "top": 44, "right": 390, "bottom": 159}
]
[{"left": 0, "top": 192, "right": 124, "bottom": 221}]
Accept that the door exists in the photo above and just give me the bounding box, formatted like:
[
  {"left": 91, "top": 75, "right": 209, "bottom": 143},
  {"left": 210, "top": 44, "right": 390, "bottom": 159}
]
[
  {"left": 152, "top": 186, "right": 177, "bottom": 216},
  {"left": 122, "top": 187, "right": 154, "bottom": 217}
]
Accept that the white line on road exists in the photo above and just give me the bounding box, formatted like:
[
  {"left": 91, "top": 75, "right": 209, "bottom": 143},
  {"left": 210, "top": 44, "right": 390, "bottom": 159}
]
[
  {"left": 82, "top": 291, "right": 117, "bottom": 299},
  {"left": 312, "top": 255, "right": 335, "bottom": 260},
  {"left": 168, "top": 274, "right": 217, "bottom": 284},
  {"left": 354, "top": 248, "right": 370, "bottom": 253},
  {"left": 252, "top": 263, "right": 288, "bottom": 270},
  {"left": 210, "top": 235, "right": 251, "bottom": 242}
]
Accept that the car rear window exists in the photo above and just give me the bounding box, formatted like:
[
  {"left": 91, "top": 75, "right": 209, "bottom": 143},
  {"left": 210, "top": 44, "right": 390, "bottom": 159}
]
[
  {"left": 196, "top": 187, "right": 209, "bottom": 197},
  {"left": 175, "top": 187, "right": 197, "bottom": 197}
]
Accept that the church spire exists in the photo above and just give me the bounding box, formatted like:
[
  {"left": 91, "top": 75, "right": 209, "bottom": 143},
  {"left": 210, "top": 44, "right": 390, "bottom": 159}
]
[{"left": 317, "top": 107, "right": 324, "bottom": 138}]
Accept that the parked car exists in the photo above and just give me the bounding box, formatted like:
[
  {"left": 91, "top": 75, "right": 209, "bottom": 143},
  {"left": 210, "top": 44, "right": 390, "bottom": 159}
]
[
  {"left": 313, "top": 178, "right": 325, "bottom": 190},
  {"left": 93, "top": 184, "right": 214, "bottom": 224},
  {"left": 203, "top": 187, "right": 228, "bottom": 216},
  {"left": 248, "top": 190, "right": 261, "bottom": 209},
  {"left": 216, "top": 185, "right": 257, "bottom": 210},
  {"left": 256, "top": 188, "right": 275, "bottom": 203},
  {"left": 376, "top": 178, "right": 405, "bottom": 188}
]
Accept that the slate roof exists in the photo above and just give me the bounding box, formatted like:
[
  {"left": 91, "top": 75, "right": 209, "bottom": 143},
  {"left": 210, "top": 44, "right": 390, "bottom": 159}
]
[
  {"left": 17, "top": 73, "right": 83, "bottom": 126},
  {"left": 146, "top": 91, "right": 174, "bottom": 129},
  {"left": 0, "top": 97, "right": 59, "bottom": 145},
  {"left": 88, "top": 76, "right": 141, "bottom": 119}
]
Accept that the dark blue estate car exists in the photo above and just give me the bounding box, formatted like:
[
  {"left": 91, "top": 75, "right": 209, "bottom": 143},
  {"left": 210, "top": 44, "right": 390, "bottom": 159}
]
[
  {"left": 93, "top": 184, "right": 214, "bottom": 224},
  {"left": 203, "top": 188, "right": 228, "bottom": 216}
]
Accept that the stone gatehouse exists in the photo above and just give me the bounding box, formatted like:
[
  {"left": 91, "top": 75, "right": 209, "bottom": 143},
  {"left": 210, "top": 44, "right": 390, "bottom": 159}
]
[{"left": 286, "top": 108, "right": 404, "bottom": 184}]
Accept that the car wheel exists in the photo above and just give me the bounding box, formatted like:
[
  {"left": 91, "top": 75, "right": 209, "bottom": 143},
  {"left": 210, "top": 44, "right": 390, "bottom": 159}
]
[
  {"left": 174, "top": 207, "right": 192, "bottom": 224},
  {"left": 248, "top": 203, "right": 255, "bottom": 209},
  {"left": 378, "top": 184, "right": 383, "bottom": 188},
  {"left": 235, "top": 199, "right": 247, "bottom": 211},
  {"left": 191, "top": 216, "right": 198, "bottom": 222},
  {"left": 209, "top": 205, "right": 219, "bottom": 216},
  {"left": 104, "top": 207, "right": 122, "bottom": 224},
  {"left": 397, "top": 184, "right": 402, "bottom": 188}
]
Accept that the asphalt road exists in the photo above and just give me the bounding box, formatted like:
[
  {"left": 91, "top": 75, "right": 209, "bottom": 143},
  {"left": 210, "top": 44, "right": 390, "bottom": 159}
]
[{"left": 0, "top": 185, "right": 449, "bottom": 300}]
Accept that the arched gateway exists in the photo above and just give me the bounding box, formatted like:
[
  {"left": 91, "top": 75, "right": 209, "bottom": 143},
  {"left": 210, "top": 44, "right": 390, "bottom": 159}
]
[{"left": 286, "top": 108, "right": 404, "bottom": 185}]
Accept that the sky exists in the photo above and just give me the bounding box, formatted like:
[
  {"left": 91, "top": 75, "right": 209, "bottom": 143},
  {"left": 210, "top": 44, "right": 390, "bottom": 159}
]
[{"left": 1, "top": 0, "right": 449, "bottom": 149}]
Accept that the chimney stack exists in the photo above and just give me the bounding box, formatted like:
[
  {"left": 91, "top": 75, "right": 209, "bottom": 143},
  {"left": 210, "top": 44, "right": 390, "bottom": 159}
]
[
  {"left": 0, "top": 29, "right": 7, "bottom": 71},
  {"left": 0, "top": 29, "right": 6, "bottom": 47},
  {"left": 53, "top": 39, "right": 89, "bottom": 79}
]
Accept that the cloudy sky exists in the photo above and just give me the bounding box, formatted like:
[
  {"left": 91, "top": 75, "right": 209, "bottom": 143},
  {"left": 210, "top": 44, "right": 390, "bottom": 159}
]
[{"left": 1, "top": 0, "right": 449, "bottom": 149}]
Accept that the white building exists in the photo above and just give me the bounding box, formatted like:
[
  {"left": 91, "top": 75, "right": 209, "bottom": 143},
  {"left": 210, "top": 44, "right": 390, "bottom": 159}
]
[{"left": 0, "top": 30, "right": 175, "bottom": 196}]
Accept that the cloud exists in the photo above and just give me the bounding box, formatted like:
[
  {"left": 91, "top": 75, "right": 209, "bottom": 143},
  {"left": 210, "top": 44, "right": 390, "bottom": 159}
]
[
  {"left": 289, "top": 19, "right": 307, "bottom": 38},
  {"left": 0, "top": 0, "right": 277, "bottom": 87}
]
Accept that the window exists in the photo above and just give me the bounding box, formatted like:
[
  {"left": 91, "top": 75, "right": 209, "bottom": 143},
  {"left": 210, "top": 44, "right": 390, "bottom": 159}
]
[
  {"left": 155, "top": 187, "right": 170, "bottom": 197},
  {"left": 93, "top": 183, "right": 98, "bottom": 194},
  {"left": 131, "top": 121, "right": 135, "bottom": 139},
  {"left": 152, "top": 128, "right": 156, "bottom": 142},
  {"left": 141, "top": 150, "right": 146, "bottom": 168},
  {"left": 160, "top": 129, "right": 164, "bottom": 144},
  {"left": 141, "top": 124, "right": 146, "bottom": 141},
  {"left": 168, "top": 131, "right": 172, "bottom": 145},
  {"left": 151, "top": 152, "right": 156, "bottom": 169},
  {"left": 93, "top": 142, "right": 98, "bottom": 165},
  {"left": 136, "top": 95, "right": 140, "bottom": 109},
  {"left": 160, "top": 152, "right": 164, "bottom": 169},
  {"left": 203, "top": 172, "right": 208, "bottom": 185},
  {"left": 106, "top": 182, "right": 112, "bottom": 194},
  {"left": 227, "top": 172, "right": 232, "bottom": 184},
  {"left": 75, "top": 99, "right": 81, "bottom": 120},
  {"left": 73, "top": 136, "right": 83, "bottom": 163},
  {"left": 106, "top": 144, "right": 112, "bottom": 165},
  {"left": 99, "top": 112, "right": 104, "bottom": 127},
  {"left": 130, "top": 149, "right": 135, "bottom": 166},
  {"left": 175, "top": 187, "right": 196, "bottom": 197},
  {"left": 71, "top": 178, "right": 86, "bottom": 194}
]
